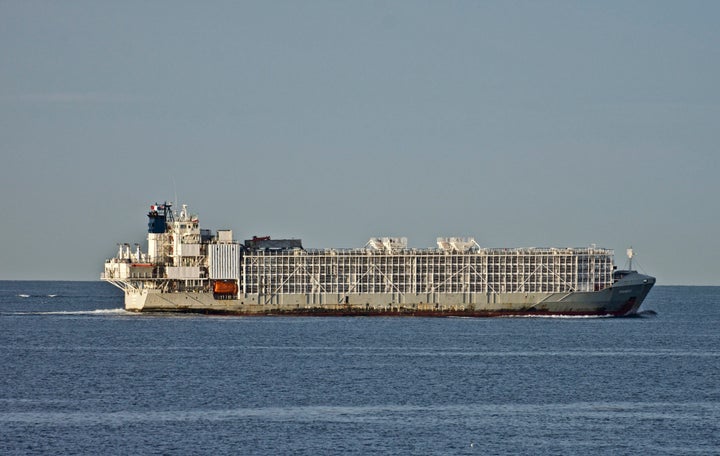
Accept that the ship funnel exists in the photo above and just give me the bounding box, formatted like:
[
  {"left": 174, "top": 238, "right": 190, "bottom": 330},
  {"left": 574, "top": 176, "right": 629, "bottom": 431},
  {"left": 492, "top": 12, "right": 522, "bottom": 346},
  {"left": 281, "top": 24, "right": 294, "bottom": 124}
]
[{"left": 148, "top": 204, "right": 168, "bottom": 233}]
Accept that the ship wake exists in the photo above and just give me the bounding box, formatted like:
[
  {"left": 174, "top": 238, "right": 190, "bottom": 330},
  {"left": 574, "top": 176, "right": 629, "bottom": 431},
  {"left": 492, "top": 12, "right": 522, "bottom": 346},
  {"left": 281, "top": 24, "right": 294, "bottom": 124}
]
[{"left": 8, "top": 308, "right": 130, "bottom": 316}]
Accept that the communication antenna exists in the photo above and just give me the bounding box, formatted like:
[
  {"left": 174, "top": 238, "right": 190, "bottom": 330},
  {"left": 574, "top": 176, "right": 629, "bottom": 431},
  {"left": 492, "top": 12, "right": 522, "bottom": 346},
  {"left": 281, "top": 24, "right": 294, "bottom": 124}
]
[
  {"left": 172, "top": 176, "right": 178, "bottom": 215},
  {"left": 626, "top": 247, "right": 634, "bottom": 270}
]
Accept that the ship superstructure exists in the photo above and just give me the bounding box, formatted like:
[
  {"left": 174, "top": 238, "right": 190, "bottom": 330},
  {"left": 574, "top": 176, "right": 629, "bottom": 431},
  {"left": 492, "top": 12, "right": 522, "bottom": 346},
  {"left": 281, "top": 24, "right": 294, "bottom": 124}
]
[{"left": 102, "top": 202, "right": 655, "bottom": 316}]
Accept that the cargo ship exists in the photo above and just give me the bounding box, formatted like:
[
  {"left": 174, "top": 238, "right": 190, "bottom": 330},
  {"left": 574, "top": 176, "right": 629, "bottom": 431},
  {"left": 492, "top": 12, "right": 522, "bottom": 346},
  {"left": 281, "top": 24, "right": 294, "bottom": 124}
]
[{"left": 102, "top": 202, "right": 655, "bottom": 316}]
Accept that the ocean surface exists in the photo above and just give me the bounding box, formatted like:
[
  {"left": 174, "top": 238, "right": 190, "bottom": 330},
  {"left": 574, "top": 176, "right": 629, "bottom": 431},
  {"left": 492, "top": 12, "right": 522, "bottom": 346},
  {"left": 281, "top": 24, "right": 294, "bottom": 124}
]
[{"left": 1, "top": 282, "right": 718, "bottom": 455}]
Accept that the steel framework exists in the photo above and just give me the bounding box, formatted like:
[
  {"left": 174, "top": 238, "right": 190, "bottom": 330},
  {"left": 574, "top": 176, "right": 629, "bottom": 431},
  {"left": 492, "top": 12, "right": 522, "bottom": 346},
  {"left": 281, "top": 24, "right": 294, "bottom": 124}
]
[{"left": 242, "top": 247, "right": 614, "bottom": 298}]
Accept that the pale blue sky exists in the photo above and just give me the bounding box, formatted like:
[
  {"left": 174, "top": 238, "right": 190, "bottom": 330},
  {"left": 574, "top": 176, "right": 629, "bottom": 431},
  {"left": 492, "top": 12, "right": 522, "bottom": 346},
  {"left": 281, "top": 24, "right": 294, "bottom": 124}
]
[{"left": 1, "top": 1, "right": 718, "bottom": 284}]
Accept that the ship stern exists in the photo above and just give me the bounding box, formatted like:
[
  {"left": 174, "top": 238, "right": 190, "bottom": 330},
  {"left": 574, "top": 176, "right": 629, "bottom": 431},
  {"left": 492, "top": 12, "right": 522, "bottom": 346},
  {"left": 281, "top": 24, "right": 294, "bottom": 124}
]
[{"left": 125, "top": 288, "right": 149, "bottom": 311}]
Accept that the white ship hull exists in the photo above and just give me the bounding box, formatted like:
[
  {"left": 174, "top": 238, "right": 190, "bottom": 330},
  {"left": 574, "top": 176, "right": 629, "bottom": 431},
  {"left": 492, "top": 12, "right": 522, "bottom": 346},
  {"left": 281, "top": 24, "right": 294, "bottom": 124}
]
[{"left": 123, "top": 272, "right": 654, "bottom": 317}]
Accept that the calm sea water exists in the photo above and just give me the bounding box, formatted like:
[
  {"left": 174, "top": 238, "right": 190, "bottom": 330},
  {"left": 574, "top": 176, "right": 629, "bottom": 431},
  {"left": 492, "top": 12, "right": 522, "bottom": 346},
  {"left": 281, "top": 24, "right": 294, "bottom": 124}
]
[{"left": 1, "top": 282, "right": 718, "bottom": 455}]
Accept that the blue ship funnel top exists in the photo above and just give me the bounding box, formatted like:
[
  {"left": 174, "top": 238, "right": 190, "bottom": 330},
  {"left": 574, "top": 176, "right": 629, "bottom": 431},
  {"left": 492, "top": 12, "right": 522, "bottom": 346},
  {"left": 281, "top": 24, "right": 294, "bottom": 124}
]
[{"left": 147, "top": 203, "right": 171, "bottom": 233}]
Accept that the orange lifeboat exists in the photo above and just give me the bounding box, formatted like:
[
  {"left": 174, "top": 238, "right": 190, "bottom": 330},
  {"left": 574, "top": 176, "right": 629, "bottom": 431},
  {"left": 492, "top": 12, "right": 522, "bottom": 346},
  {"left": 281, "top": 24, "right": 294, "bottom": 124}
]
[{"left": 213, "top": 280, "right": 238, "bottom": 294}]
